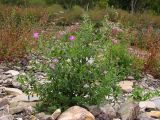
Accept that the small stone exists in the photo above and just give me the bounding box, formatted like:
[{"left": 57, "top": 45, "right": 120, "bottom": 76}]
[
  {"left": 52, "top": 109, "right": 61, "bottom": 120},
  {"left": 58, "top": 106, "right": 95, "bottom": 120},
  {"left": 118, "top": 81, "right": 134, "bottom": 93},
  {"left": 127, "top": 76, "right": 135, "bottom": 80},
  {"left": 5, "top": 70, "right": 19, "bottom": 76}
]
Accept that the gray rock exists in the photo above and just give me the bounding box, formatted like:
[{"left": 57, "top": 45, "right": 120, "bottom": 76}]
[
  {"left": 88, "top": 105, "right": 110, "bottom": 120},
  {"left": 150, "top": 97, "right": 160, "bottom": 110},
  {"left": 0, "top": 115, "right": 14, "bottom": 120},
  {"left": 139, "top": 101, "right": 156, "bottom": 111},
  {"left": 100, "top": 104, "right": 117, "bottom": 119},
  {"left": 119, "top": 100, "right": 140, "bottom": 120}
]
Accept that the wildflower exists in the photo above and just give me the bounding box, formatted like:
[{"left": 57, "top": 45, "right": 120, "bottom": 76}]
[
  {"left": 112, "top": 27, "right": 123, "bottom": 35},
  {"left": 33, "top": 32, "right": 39, "bottom": 39},
  {"left": 69, "top": 35, "right": 75, "bottom": 41},
  {"left": 111, "top": 39, "right": 119, "bottom": 44}
]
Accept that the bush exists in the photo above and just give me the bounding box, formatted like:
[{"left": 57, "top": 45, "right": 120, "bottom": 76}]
[{"left": 18, "top": 16, "right": 140, "bottom": 112}]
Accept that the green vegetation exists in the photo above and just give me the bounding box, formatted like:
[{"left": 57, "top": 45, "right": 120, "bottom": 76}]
[{"left": 17, "top": 16, "right": 140, "bottom": 112}]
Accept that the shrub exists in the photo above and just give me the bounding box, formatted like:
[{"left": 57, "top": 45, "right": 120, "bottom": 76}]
[{"left": 18, "top": 16, "right": 140, "bottom": 113}]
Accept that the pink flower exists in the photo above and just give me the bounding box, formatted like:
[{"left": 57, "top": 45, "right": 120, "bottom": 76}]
[
  {"left": 69, "top": 35, "right": 75, "bottom": 41},
  {"left": 33, "top": 32, "right": 39, "bottom": 39},
  {"left": 111, "top": 39, "right": 119, "bottom": 44},
  {"left": 112, "top": 27, "right": 123, "bottom": 35}
]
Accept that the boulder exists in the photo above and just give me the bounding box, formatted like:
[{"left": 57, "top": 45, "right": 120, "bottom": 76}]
[
  {"left": 119, "top": 100, "right": 140, "bottom": 120},
  {"left": 58, "top": 106, "right": 95, "bottom": 120}
]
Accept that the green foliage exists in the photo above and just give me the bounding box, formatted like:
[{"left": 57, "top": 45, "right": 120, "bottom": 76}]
[
  {"left": 131, "top": 87, "right": 160, "bottom": 101},
  {"left": 17, "top": 16, "right": 140, "bottom": 112}
]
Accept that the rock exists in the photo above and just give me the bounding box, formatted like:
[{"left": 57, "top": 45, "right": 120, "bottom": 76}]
[
  {"left": 5, "top": 70, "right": 20, "bottom": 76},
  {"left": 4, "top": 87, "right": 23, "bottom": 96},
  {"left": 9, "top": 102, "right": 37, "bottom": 115},
  {"left": 119, "top": 100, "right": 140, "bottom": 120},
  {"left": 126, "top": 76, "right": 135, "bottom": 80},
  {"left": 9, "top": 106, "right": 25, "bottom": 114},
  {"left": 36, "top": 112, "right": 52, "bottom": 120},
  {"left": 146, "top": 111, "right": 160, "bottom": 118},
  {"left": 13, "top": 94, "right": 39, "bottom": 102},
  {"left": 0, "top": 98, "right": 9, "bottom": 108},
  {"left": 0, "top": 105, "right": 9, "bottom": 116},
  {"left": 0, "top": 115, "right": 14, "bottom": 120},
  {"left": 58, "top": 106, "right": 95, "bottom": 120},
  {"left": 118, "top": 81, "right": 134, "bottom": 93},
  {"left": 52, "top": 109, "right": 61, "bottom": 120},
  {"left": 100, "top": 104, "right": 117, "bottom": 119},
  {"left": 87, "top": 105, "right": 109, "bottom": 120},
  {"left": 24, "top": 106, "right": 35, "bottom": 116},
  {"left": 139, "top": 101, "right": 156, "bottom": 111},
  {"left": 138, "top": 113, "right": 157, "bottom": 120},
  {"left": 150, "top": 97, "right": 160, "bottom": 110}
]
